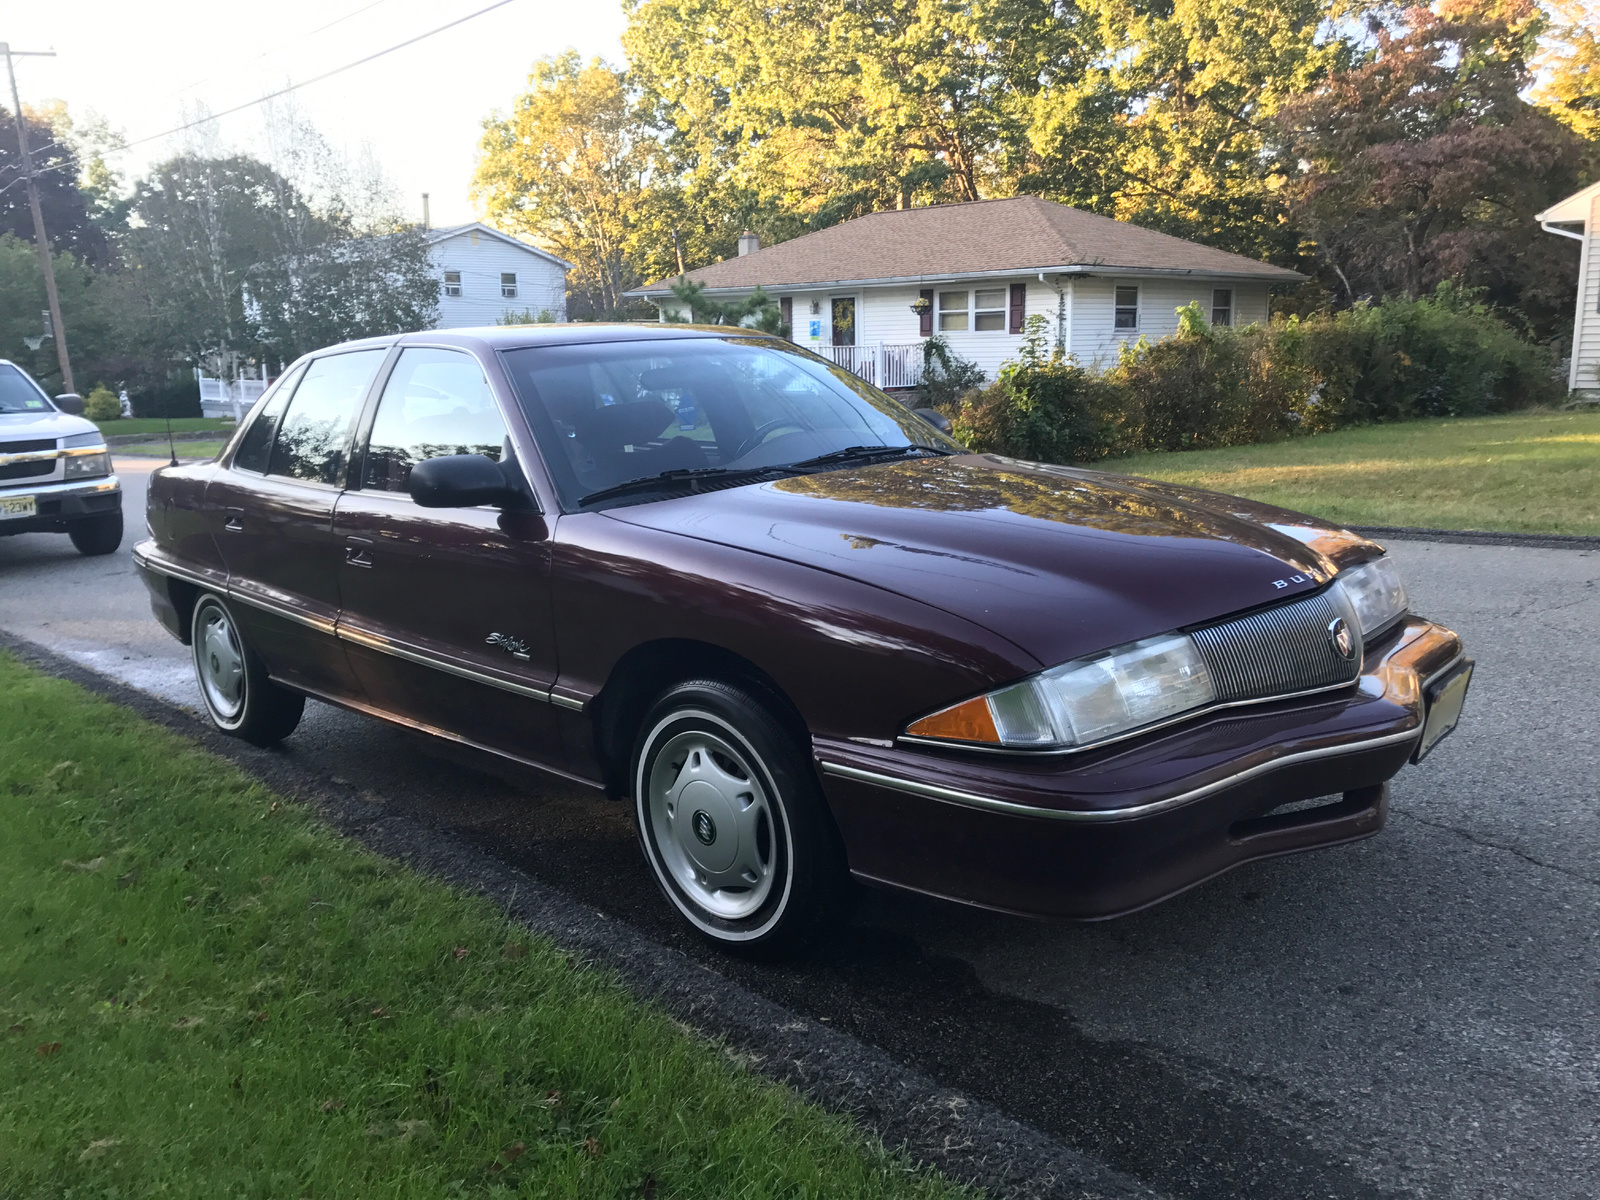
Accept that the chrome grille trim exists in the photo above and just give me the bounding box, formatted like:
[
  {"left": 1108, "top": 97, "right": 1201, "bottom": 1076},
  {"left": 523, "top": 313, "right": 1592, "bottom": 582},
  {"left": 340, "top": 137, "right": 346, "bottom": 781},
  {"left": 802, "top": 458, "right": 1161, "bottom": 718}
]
[{"left": 1191, "top": 588, "right": 1361, "bottom": 703}]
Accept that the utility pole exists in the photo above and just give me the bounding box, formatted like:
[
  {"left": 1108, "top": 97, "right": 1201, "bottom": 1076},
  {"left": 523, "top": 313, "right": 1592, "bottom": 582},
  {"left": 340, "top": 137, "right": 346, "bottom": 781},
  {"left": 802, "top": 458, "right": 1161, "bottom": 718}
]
[{"left": 1, "top": 42, "right": 74, "bottom": 396}]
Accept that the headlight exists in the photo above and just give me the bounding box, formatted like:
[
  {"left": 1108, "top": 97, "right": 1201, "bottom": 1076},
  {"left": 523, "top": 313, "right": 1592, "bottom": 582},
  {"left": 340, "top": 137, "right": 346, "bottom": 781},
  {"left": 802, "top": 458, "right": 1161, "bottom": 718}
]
[
  {"left": 906, "top": 633, "right": 1218, "bottom": 750},
  {"left": 1335, "top": 557, "right": 1408, "bottom": 637},
  {"left": 62, "top": 432, "right": 106, "bottom": 449},
  {"left": 64, "top": 451, "right": 111, "bottom": 479}
]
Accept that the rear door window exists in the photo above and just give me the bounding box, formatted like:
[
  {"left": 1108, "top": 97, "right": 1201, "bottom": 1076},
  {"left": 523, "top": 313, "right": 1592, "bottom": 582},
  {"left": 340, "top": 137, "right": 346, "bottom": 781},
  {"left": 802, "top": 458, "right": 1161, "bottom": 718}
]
[
  {"left": 232, "top": 363, "right": 305, "bottom": 474},
  {"left": 362, "top": 348, "right": 506, "bottom": 492},
  {"left": 267, "top": 349, "right": 386, "bottom": 485}
]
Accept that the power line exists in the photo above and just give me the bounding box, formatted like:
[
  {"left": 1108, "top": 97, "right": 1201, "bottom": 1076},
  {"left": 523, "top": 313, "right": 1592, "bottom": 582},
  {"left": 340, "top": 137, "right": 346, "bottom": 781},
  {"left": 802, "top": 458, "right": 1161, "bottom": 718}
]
[
  {"left": 164, "top": 0, "right": 400, "bottom": 100},
  {"left": 119, "top": 0, "right": 520, "bottom": 152}
]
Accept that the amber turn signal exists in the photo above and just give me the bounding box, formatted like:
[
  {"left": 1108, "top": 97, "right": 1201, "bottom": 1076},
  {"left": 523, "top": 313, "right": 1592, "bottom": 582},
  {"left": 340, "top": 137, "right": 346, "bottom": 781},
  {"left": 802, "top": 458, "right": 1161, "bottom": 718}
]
[{"left": 905, "top": 696, "right": 1001, "bottom": 744}]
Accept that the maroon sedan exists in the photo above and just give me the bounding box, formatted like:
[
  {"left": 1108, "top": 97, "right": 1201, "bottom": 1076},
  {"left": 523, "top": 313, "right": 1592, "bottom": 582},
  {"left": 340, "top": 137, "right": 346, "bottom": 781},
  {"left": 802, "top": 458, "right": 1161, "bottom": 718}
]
[{"left": 134, "top": 326, "right": 1472, "bottom": 950}]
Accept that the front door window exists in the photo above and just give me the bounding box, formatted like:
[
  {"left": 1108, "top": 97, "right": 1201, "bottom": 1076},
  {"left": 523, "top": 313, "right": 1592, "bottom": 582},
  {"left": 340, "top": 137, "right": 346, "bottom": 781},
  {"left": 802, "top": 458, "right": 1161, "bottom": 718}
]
[{"left": 830, "top": 296, "right": 856, "bottom": 346}]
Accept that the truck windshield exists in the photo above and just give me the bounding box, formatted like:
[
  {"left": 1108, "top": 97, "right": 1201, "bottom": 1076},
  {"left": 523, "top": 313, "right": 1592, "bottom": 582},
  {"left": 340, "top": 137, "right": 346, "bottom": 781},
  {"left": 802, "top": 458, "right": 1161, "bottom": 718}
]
[
  {"left": 500, "top": 335, "right": 958, "bottom": 509},
  {"left": 0, "top": 364, "right": 54, "bottom": 414}
]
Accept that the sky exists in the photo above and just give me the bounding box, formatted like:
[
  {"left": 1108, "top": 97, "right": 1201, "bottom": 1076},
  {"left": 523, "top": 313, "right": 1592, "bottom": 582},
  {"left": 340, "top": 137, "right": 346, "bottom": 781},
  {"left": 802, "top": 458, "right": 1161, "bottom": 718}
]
[{"left": 3, "top": 0, "right": 627, "bottom": 227}]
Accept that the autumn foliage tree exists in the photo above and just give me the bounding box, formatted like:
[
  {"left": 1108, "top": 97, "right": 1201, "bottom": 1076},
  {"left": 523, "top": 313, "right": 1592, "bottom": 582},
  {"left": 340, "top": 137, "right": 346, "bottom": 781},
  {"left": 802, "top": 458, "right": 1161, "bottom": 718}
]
[{"left": 1275, "top": 0, "right": 1592, "bottom": 332}]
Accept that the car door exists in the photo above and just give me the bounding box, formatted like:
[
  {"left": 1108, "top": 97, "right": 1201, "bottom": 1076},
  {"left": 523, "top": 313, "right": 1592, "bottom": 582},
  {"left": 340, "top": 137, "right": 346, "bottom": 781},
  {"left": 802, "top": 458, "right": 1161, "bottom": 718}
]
[
  {"left": 332, "top": 345, "right": 564, "bottom": 767},
  {"left": 207, "top": 347, "right": 387, "bottom": 700}
]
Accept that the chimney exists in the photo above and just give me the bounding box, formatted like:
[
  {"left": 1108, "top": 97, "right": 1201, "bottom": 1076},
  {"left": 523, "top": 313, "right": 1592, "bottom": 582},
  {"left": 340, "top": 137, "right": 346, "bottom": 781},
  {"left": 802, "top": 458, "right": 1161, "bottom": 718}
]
[
  {"left": 422, "top": 193, "right": 430, "bottom": 231},
  {"left": 737, "top": 230, "right": 759, "bottom": 256}
]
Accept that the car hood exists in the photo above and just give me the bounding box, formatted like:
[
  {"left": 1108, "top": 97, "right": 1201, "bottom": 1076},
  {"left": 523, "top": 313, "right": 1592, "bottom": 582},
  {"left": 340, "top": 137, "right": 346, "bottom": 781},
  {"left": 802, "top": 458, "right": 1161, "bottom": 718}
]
[
  {"left": 0, "top": 410, "right": 99, "bottom": 441},
  {"left": 603, "top": 453, "right": 1385, "bottom": 668}
]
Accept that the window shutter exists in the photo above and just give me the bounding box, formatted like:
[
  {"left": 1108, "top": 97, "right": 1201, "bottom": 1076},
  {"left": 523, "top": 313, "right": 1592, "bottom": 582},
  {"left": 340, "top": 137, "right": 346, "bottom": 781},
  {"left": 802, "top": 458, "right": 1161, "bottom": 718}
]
[
  {"left": 919, "top": 289, "right": 934, "bottom": 337},
  {"left": 1009, "top": 283, "right": 1026, "bottom": 335},
  {"left": 780, "top": 296, "right": 793, "bottom": 338}
]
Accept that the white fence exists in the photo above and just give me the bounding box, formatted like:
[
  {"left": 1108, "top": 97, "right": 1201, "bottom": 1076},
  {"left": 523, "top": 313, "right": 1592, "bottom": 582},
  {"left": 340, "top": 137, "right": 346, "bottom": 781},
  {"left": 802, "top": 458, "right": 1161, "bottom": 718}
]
[
  {"left": 820, "top": 343, "right": 924, "bottom": 390},
  {"left": 196, "top": 369, "right": 269, "bottom": 420}
]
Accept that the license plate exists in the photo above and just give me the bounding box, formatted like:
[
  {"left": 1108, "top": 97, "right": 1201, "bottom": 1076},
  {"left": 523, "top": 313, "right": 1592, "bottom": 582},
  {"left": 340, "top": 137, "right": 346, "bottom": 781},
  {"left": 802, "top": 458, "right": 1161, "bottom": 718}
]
[
  {"left": 1413, "top": 659, "right": 1473, "bottom": 763},
  {"left": 0, "top": 494, "right": 37, "bottom": 520}
]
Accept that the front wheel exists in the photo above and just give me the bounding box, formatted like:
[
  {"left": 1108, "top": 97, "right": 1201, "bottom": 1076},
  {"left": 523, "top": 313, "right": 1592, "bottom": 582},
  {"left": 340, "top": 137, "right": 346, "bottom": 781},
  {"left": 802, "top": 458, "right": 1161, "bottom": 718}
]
[
  {"left": 632, "top": 679, "right": 846, "bottom": 953},
  {"left": 190, "top": 593, "right": 304, "bottom": 746},
  {"left": 68, "top": 511, "right": 123, "bottom": 556}
]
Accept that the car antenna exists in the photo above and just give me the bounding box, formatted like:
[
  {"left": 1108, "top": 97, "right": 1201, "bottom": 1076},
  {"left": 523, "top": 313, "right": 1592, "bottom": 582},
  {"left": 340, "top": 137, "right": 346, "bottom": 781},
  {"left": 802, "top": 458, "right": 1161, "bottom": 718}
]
[{"left": 165, "top": 414, "right": 178, "bottom": 466}]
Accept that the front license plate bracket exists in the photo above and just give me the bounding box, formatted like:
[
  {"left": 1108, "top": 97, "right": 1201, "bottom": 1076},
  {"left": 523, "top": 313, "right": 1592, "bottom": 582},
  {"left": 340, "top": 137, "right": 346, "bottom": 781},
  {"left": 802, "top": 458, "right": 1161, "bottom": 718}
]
[
  {"left": 1413, "top": 658, "right": 1473, "bottom": 763},
  {"left": 0, "top": 494, "right": 38, "bottom": 520}
]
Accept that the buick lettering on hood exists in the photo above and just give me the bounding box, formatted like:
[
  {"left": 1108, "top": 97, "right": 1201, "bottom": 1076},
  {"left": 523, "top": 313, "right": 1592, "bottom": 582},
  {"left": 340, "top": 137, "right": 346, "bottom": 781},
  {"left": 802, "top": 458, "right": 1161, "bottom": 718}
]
[{"left": 133, "top": 326, "right": 1472, "bottom": 952}]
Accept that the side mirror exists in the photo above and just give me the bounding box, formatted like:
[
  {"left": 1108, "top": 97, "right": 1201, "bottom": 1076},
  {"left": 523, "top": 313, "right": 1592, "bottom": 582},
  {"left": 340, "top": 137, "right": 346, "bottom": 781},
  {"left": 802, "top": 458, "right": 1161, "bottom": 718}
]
[
  {"left": 913, "top": 406, "right": 953, "bottom": 435},
  {"left": 55, "top": 393, "right": 84, "bottom": 414},
  {"left": 408, "top": 454, "right": 523, "bottom": 509}
]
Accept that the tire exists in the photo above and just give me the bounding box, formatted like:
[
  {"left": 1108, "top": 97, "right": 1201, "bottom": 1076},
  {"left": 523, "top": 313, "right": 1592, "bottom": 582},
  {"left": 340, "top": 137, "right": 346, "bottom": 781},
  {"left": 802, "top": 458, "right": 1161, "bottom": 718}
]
[
  {"left": 632, "top": 678, "right": 847, "bottom": 953},
  {"left": 190, "top": 593, "right": 304, "bottom": 747},
  {"left": 68, "top": 511, "right": 123, "bottom": 556}
]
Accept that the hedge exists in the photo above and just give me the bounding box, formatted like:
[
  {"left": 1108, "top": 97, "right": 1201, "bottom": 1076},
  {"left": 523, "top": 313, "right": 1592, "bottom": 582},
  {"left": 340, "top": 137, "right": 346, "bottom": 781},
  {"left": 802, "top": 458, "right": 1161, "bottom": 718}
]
[{"left": 947, "top": 285, "right": 1564, "bottom": 463}]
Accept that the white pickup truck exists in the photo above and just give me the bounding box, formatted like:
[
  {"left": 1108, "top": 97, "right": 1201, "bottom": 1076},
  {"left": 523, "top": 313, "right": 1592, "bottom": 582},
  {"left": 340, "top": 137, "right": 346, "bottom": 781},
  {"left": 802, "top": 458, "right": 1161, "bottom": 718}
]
[{"left": 0, "top": 359, "right": 122, "bottom": 555}]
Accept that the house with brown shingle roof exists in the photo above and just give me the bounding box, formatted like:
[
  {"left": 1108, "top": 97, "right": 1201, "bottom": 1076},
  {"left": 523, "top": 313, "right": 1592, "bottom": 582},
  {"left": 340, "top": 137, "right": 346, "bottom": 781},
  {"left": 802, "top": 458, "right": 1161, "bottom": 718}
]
[{"left": 626, "top": 196, "right": 1303, "bottom": 386}]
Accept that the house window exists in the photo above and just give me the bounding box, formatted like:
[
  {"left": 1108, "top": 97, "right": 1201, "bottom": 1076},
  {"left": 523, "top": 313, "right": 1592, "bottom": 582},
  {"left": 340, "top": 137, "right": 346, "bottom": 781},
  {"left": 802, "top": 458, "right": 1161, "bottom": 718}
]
[
  {"left": 501, "top": 272, "right": 518, "bottom": 299},
  {"left": 974, "top": 288, "right": 1007, "bottom": 331},
  {"left": 1114, "top": 286, "right": 1139, "bottom": 330},
  {"left": 443, "top": 270, "right": 462, "bottom": 298},
  {"left": 938, "top": 290, "right": 968, "bottom": 332},
  {"left": 1212, "top": 288, "right": 1233, "bottom": 326}
]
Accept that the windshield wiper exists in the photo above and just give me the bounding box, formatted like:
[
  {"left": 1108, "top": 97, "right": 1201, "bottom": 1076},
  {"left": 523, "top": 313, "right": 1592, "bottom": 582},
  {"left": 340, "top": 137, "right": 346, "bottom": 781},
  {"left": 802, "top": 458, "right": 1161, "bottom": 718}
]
[
  {"left": 787, "top": 444, "right": 954, "bottom": 471},
  {"left": 577, "top": 465, "right": 780, "bottom": 507}
]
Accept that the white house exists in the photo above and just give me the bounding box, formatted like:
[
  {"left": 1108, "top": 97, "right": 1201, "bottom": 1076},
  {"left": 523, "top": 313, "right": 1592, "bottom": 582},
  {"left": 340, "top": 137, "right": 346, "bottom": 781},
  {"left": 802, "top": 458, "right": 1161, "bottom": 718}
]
[
  {"left": 1536, "top": 181, "right": 1600, "bottom": 397},
  {"left": 425, "top": 223, "right": 572, "bottom": 329},
  {"left": 626, "top": 196, "right": 1303, "bottom": 388}
]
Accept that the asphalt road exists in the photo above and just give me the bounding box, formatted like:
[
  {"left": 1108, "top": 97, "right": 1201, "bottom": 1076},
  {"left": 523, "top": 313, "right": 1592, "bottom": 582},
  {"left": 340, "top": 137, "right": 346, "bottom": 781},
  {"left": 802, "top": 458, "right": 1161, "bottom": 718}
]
[{"left": 4, "top": 458, "right": 1598, "bottom": 1200}]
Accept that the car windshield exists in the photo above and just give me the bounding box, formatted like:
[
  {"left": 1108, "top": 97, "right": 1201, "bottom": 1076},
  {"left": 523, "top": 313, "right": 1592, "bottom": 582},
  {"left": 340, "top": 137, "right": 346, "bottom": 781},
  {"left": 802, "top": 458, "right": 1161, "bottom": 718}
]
[
  {"left": 500, "top": 336, "right": 959, "bottom": 508},
  {"left": 0, "top": 364, "right": 54, "bottom": 413}
]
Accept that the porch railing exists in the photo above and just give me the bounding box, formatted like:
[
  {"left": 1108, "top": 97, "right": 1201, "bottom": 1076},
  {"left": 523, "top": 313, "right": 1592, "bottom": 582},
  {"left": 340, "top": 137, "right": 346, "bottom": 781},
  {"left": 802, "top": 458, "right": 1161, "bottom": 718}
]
[{"left": 820, "top": 342, "right": 926, "bottom": 390}]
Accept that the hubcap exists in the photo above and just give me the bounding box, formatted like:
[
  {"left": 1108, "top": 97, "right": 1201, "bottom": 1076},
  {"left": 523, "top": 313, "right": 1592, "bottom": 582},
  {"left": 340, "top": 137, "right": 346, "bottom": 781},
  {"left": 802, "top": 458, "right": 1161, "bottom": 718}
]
[
  {"left": 196, "top": 605, "right": 245, "bottom": 721},
  {"left": 646, "top": 728, "right": 777, "bottom": 920}
]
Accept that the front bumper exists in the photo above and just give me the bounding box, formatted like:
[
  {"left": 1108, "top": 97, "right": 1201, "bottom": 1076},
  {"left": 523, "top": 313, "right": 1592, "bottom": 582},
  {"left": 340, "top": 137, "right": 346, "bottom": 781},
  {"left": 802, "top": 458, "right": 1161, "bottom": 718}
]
[
  {"left": 0, "top": 476, "right": 122, "bottom": 536},
  {"left": 816, "top": 617, "right": 1465, "bottom": 919}
]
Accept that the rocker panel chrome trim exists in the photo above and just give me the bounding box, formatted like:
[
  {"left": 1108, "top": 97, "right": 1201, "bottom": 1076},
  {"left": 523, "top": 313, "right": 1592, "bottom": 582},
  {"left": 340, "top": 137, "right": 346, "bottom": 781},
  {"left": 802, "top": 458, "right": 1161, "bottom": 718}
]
[
  {"left": 820, "top": 726, "right": 1422, "bottom": 823},
  {"left": 335, "top": 621, "right": 553, "bottom": 703}
]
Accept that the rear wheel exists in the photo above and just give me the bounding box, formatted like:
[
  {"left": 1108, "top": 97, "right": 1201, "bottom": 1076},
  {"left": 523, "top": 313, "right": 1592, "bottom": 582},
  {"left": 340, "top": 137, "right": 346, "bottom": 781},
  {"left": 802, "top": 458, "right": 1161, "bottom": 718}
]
[
  {"left": 68, "top": 511, "right": 123, "bottom": 556},
  {"left": 190, "top": 593, "right": 304, "bottom": 746},
  {"left": 632, "top": 679, "right": 846, "bottom": 953}
]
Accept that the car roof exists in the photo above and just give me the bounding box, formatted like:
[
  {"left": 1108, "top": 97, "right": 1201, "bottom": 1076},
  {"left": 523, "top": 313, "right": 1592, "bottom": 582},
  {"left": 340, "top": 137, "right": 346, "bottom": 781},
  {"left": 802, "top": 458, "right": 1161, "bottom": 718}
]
[{"left": 308, "top": 324, "right": 766, "bottom": 359}]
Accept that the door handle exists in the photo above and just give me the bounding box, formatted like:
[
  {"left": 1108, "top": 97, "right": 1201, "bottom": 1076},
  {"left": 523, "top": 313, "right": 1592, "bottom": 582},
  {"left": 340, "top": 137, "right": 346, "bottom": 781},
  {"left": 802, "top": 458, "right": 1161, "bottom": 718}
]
[
  {"left": 223, "top": 516, "right": 244, "bottom": 532},
  {"left": 344, "top": 545, "right": 373, "bottom": 568}
]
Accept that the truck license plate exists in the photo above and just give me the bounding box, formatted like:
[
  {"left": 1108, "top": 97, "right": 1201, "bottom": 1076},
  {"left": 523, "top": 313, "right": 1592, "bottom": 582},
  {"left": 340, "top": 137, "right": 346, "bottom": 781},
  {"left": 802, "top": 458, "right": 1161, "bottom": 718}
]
[{"left": 0, "top": 494, "right": 37, "bottom": 520}]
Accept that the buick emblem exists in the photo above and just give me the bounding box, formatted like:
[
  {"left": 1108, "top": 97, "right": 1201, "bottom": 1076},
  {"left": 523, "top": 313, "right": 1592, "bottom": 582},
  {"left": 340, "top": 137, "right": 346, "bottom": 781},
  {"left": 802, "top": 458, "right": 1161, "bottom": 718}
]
[
  {"left": 692, "top": 810, "right": 717, "bottom": 845},
  {"left": 1327, "top": 616, "right": 1355, "bottom": 660}
]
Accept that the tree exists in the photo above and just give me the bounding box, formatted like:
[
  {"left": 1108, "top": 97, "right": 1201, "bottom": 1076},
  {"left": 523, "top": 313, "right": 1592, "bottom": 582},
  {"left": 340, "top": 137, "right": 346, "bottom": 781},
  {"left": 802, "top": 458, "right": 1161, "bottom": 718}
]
[
  {"left": 0, "top": 102, "right": 111, "bottom": 266},
  {"left": 475, "top": 53, "right": 660, "bottom": 318},
  {"left": 665, "top": 277, "right": 787, "bottom": 334},
  {"left": 1534, "top": 0, "right": 1600, "bottom": 142},
  {"left": 1275, "top": 0, "right": 1590, "bottom": 336},
  {"left": 1023, "top": 0, "right": 1353, "bottom": 263},
  {"left": 119, "top": 152, "right": 438, "bottom": 376}
]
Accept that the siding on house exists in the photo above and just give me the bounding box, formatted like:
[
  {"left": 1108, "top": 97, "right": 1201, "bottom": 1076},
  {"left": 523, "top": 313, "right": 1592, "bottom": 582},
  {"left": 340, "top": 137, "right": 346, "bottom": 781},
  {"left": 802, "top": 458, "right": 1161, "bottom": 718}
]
[
  {"left": 427, "top": 227, "right": 568, "bottom": 329},
  {"left": 660, "top": 276, "right": 1273, "bottom": 381},
  {"left": 1574, "top": 193, "right": 1600, "bottom": 393}
]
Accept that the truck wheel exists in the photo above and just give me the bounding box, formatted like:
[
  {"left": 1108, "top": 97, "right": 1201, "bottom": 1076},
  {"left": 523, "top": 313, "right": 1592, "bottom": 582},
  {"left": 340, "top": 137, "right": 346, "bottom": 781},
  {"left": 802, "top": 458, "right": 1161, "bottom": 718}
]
[
  {"left": 633, "top": 678, "right": 847, "bottom": 953},
  {"left": 68, "top": 511, "right": 123, "bottom": 556},
  {"left": 190, "top": 593, "right": 304, "bottom": 746}
]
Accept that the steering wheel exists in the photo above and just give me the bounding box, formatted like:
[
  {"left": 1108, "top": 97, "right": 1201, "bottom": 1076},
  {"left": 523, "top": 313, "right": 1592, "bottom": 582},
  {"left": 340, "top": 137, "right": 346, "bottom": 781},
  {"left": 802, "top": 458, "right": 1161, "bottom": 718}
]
[{"left": 735, "top": 418, "right": 807, "bottom": 458}]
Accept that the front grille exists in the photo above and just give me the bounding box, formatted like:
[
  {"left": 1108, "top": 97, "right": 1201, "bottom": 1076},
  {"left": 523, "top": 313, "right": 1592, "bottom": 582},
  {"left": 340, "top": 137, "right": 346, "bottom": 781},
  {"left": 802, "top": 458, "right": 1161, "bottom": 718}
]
[
  {"left": 0, "top": 458, "right": 56, "bottom": 481},
  {"left": 1, "top": 438, "right": 57, "bottom": 454},
  {"left": 1190, "top": 587, "right": 1361, "bottom": 703}
]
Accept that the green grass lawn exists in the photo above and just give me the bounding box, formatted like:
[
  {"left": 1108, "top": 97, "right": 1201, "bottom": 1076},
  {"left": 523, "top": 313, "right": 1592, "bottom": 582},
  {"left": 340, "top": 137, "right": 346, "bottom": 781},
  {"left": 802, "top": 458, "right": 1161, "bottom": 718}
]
[
  {"left": 0, "top": 654, "right": 965, "bottom": 1200},
  {"left": 113, "top": 440, "right": 229, "bottom": 460},
  {"left": 1104, "top": 409, "right": 1600, "bottom": 535},
  {"left": 94, "top": 418, "right": 236, "bottom": 439}
]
